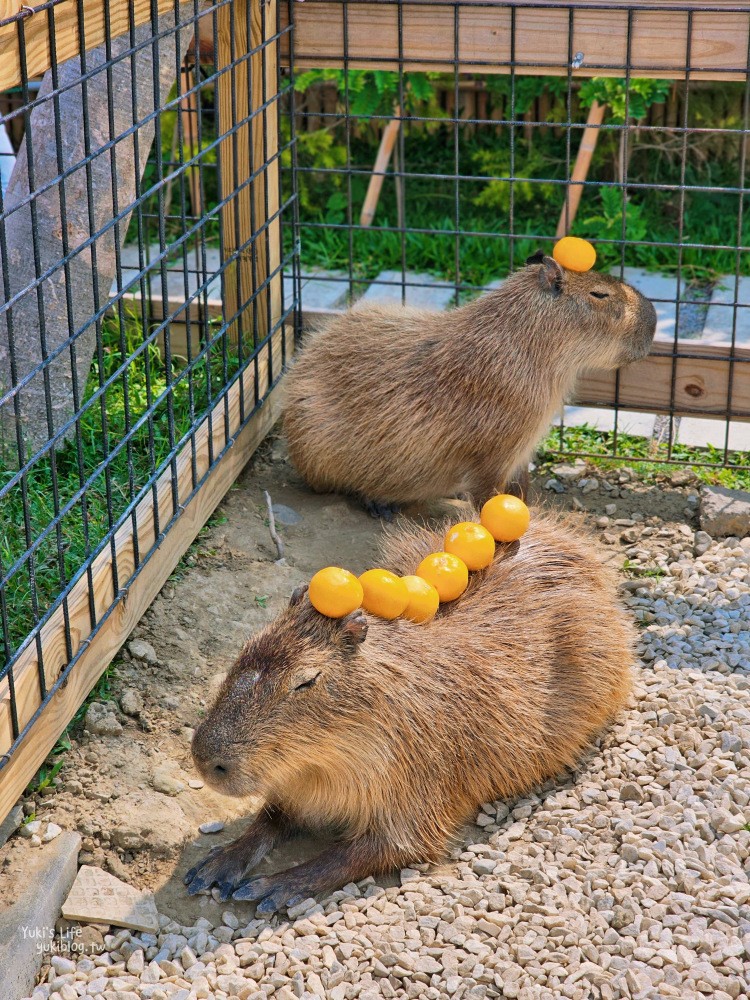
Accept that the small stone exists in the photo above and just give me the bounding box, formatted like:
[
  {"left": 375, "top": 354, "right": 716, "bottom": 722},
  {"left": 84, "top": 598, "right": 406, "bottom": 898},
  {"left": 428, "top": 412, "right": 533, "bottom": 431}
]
[
  {"left": 188, "top": 779, "right": 205, "bottom": 789},
  {"left": 620, "top": 783, "right": 644, "bottom": 803},
  {"left": 579, "top": 477, "right": 599, "bottom": 493},
  {"left": 199, "top": 821, "right": 224, "bottom": 834},
  {"left": 20, "top": 819, "right": 43, "bottom": 838},
  {"left": 0, "top": 803, "right": 24, "bottom": 849},
  {"left": 120, "top": 688, "right": 144, "bottom": 717},
  {"left": 271, "top": 504, "right": 302, "bottom": 526},
  {"left": 51, "top": 956, "right": 76, "bottom": 976},
  {"left": 700, "top": 485, "right": 750, "bottom": 538},
  {"left": 670, "top": 469, "right": 695, "bottom": 486},
  {"left": 552, "top": 462, "right": 585, "bottom": 480},
  {"left": 152, "top": 768, "right": 185, "bottom": 796},
  {"left": 605, "top": 503, "right": 617, "bottom": 515},
  {"left": 84, "top": 702, "right": 123, "bottom": 736},
  {"left": 42, "top": 822, "right": 63, "bottom": 842},
  {"left": 128, "top": 639, "right": 159, "bottom": 664},
  {"left": 126, "top": 949, "right": 145, "bottom": 974},
  {"left": 721, "top": 732, "right": 742, "bottom": 753},
  {"left": 544, "top": 478, "right": 565, "bottom": 493}
]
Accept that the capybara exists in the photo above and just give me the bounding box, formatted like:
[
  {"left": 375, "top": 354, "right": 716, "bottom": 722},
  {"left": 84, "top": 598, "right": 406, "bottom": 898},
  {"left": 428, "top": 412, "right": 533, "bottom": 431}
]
[
  {"left": 283, "top": 253, "right": 656, "bottom": 516},
  {"left": 187, "top": 509, "right": 634, "bottom": 912}
]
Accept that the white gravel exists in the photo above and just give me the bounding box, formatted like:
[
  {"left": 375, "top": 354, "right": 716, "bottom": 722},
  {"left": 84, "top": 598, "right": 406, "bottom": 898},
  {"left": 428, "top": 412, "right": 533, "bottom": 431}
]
[{"left": 26, "top": 530, "right": 750, "bottom": 1000}]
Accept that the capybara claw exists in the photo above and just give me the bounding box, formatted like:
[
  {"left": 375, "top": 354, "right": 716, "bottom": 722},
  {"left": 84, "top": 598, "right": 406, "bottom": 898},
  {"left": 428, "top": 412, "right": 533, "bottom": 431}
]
[
  {"left": 363, "top": 499, "right": 400, "bottom": 521},
  {"left": 232, "top": 874, "right": 301, "bottom": 914},
  {"left": 184, "top": 847, "right": 249, "bottom": 896}
]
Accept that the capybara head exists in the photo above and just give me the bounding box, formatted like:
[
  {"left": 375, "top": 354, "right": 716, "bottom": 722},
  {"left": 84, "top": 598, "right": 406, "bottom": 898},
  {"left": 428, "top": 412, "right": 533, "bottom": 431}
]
[
  {"left": 191, "top": 585, "right": 368, "bottom": 799},
  {"left": 517, "top": 250, "right": 657, "bottom": 368}
]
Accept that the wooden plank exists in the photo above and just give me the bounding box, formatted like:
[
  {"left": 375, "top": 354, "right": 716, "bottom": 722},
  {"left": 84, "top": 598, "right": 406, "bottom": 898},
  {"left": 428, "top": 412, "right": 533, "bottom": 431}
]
[
  {"left": 575, "top": 341, "right": 750, "bottom": 420},
  {"left": 0, "top": 327, "right": 287, "bottom": 813},
  {"left": 216, "top": 0, "right": 252, "bottom": 346},
  {"left": 281, "top": 1, "right": 750, "bottom": 81},
  {"left": 0, "top": 0, "right": 185, "bottom": 93},
  {"left": 216, "top": 0, "right": 281, "bottom": 349}
]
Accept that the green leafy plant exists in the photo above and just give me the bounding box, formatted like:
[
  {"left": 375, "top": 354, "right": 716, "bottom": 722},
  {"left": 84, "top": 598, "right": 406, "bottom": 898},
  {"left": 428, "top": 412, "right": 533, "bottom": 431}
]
[{"left": 579, "top": 78, "right": 672, "bottom": 123}]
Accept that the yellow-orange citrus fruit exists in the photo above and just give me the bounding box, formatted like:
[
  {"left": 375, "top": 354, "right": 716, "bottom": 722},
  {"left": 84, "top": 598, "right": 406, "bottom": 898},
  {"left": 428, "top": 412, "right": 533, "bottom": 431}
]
[
  {"left": 444, "top": 521, "right": 496, "bottom": 571},
  {"left": 552, "top": 236, "right": 596, "bottom": 272},
  {"left": 401, "top": 575, "right": 440, "bottom": 624},
  {"left": 309, "top": 566, "right": 363, "bottom": 618},
  {"left": 480, "top": 494, "right": 531, "bottom": 543},
  {"left": 416, "top": 552, "right": 469, "bottom": 603},
  {"left": 359, "top": 568, "right": 409, "bottom": 620}
]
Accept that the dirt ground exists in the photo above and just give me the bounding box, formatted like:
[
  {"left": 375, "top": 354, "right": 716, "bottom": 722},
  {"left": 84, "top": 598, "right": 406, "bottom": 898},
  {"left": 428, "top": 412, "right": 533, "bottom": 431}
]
[{"left": 0, "top": 430, "right": 699, "bottom": 928}]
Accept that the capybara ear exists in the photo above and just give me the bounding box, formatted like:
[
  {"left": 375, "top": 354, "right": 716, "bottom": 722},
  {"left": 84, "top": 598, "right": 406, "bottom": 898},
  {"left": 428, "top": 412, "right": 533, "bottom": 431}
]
[
  {"left": 525, "top": 249, "right": 545, "bottom": 266},
  {"left": 538, "top": 255, "right": 564, "bottom": 295},
  {"left": 289, "top": 584, "right": 309, "bottom": 607},
  {"left": 340, "top": 611, "right": 368, "bottom": 648}
]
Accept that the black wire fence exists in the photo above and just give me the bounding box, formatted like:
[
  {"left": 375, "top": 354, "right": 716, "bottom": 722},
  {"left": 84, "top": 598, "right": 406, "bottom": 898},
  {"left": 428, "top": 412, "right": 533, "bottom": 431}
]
[
  {"left": 2, "top": 0, "right": 750, "bottom": 814},
  {"left": 0, "top": 0, "right": 296, "bottom": 808}
]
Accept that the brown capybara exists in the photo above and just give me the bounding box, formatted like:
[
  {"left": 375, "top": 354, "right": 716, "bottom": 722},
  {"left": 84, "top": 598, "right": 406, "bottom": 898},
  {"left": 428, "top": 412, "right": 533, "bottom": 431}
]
[
  {"left": 187, "top": 509, "right": 634, "bottom": 912},
  {"left": 283, "top": 253, "right": 656, "bottom": 516}
]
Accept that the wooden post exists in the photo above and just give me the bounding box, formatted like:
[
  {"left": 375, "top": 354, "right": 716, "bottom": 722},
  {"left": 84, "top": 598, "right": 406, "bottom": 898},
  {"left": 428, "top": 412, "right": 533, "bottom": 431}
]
[
  {"left": 555, "top": 99, "right": 606, "bottom": 238},
  {"left": 181, "top": 62, "right": 203, "bottom": 218},
  {"left": 216, "top": 0, "right": 280, "bottom": 349},
  {"left": 360, "top": 107, "right": 402, "bottom": 227}
]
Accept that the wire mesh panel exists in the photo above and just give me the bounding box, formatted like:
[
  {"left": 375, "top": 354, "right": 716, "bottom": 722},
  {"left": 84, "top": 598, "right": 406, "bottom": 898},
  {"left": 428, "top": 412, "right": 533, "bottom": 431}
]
[
  {"left": 284, "top": 0, "right": 750, "bottom": 475},
  {"left": 0, "top": 0, "right": 297, "bottom": 809}
]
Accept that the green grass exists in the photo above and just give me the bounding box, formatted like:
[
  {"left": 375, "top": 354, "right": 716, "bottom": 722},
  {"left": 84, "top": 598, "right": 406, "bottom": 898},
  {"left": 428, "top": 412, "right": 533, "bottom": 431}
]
[
  {"left": 537, "top": 423, "right": 750, "bottom": 492},
  {"left": 0, "top": 311, "right": 244, "bottom": 676}
]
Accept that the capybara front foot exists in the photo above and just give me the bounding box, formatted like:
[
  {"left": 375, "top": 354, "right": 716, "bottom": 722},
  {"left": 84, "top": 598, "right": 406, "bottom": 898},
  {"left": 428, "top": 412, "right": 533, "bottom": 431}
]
[
  {"left": 184, "top": 807, "right": 291, "bottom": 901},
  {"left": 233, "top": 836, "right": 393, "bottom": 914},
  {"left": 362, "top": 498, "right": 401, "bottom": 521}
]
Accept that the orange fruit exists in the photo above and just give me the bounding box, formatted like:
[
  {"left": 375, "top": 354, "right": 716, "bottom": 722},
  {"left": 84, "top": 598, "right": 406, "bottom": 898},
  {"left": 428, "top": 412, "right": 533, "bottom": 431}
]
[
  {"left": 309, "top": 566, "right": 363, "bottom": 618},
  {"left": 480, "top": 494, "right": 530, "bottom": 543},
  {"left": 552, "top": 236, "right": 596, "bottom": 273},
  {"left": 359, "top": 568, "right": 409, "bottom": 620},
  {"left": 401, "top": 575, "right": 440, "bottom": 624},
  {"left": 444, "top": 521, "right": 496, "bottom": 571},
  {"left": 416, "top": 552, "right": 469, "bottom": 603}
]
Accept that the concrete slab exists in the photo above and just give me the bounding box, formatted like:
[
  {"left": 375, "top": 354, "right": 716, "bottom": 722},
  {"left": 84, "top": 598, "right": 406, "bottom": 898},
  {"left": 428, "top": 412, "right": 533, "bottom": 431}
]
[
  {"left": 560, "top": 405, "right": 657, "bottom": 438},
  {"left": 702, "top": 274, "right": 750, "bottom": 346},
  {"left": 0, "top": 831, "right": 81, "bottom": 1000},
  {"left": 360, "top": 270, "right": 456, "bottom": 309},
  {"left": 298, "top": 269, "right": 350, "bottom": 312},
  {"left": 113, "top": 244, "right": 222, "bottom": 303},
  {"left": 676, "top": 417, "right": 750, "bottom": 452}
]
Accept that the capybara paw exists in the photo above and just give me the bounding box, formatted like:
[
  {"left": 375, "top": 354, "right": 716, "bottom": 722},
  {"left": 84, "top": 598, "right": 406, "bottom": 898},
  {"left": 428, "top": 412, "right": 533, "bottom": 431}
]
[
  {"left": 363, "top": 499, "right": 400, "bottom": 522},
  {"left": 184, "top": 847, "right": 253, "bottom": 901},
  {"left": 232, "top": 873, "right": 307, "bottom": 914}
]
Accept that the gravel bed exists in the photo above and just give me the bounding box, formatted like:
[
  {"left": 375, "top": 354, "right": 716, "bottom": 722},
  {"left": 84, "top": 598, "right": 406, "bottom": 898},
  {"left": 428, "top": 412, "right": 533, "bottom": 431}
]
[{"left": 25, "top": 526, "right": 750, "bottom": 1000}]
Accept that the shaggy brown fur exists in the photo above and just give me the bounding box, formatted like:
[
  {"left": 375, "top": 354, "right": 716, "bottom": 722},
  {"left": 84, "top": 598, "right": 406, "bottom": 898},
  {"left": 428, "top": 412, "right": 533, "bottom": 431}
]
[
  {"left": 283, "top": 257, "right": 656, "bottom": 509},
  {"left": 187, "top": 509, "right": 635, "bottom": 913}
]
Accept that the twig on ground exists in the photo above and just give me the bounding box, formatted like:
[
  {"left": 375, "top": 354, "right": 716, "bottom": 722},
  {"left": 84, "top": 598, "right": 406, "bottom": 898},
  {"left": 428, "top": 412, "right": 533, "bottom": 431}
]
[{"left": 264, "top": 490, "right": 286, "bottom": 564}]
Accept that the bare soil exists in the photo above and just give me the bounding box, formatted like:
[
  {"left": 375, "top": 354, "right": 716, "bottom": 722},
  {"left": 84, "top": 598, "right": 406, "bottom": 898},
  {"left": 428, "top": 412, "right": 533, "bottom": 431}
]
[{"left": 0, "top": 432, "right": 700, "bottom": 928}]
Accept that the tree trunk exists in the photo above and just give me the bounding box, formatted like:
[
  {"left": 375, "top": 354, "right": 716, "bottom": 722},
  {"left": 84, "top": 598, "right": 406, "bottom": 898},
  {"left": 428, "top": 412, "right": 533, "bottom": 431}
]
[{"left": 0, "top": 4, "right": 198, "bottom": 466}]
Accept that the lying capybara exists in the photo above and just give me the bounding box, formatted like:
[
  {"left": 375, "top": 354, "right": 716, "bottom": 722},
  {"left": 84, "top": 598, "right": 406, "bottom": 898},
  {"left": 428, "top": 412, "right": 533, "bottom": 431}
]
[
  {"left": 283, "top": 253, "right": 656, "bottom": 516},
  {"left": 187, "top": 509, "right": 634, "bottom": 912}
]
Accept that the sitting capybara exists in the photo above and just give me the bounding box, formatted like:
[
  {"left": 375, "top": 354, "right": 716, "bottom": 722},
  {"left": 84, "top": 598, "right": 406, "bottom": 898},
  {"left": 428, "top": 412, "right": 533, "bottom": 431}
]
[
  {"left": 187, "top": 509, "right": 634, "bottom": 912},
  {"left": 283, "top": 253, "right": 656, "bottom": 515}
]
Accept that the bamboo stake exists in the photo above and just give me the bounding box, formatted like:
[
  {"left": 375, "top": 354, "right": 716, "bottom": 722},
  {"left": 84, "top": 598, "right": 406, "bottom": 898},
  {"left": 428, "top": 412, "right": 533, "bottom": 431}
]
[
  {"left": 555, "top": 100, "right": 606, "bottom": 238},
  {"left": 360, "top": 106, "right": 402, "bottom": 227}
]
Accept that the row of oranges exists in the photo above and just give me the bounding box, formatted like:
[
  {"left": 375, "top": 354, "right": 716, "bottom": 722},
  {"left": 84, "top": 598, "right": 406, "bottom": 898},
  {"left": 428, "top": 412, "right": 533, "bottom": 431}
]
[{"left": 307, "top": 495, "right": 530, "bottom": 625}]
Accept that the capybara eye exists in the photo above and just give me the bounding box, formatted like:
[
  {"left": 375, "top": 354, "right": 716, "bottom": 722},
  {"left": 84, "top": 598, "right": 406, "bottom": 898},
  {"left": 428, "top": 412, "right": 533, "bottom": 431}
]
[
  {"left": 293, "top": 672, "right": 321, "bottom": 692},
  {"left": 590, "top": 290, "right": 609, "bottom": 299}
]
